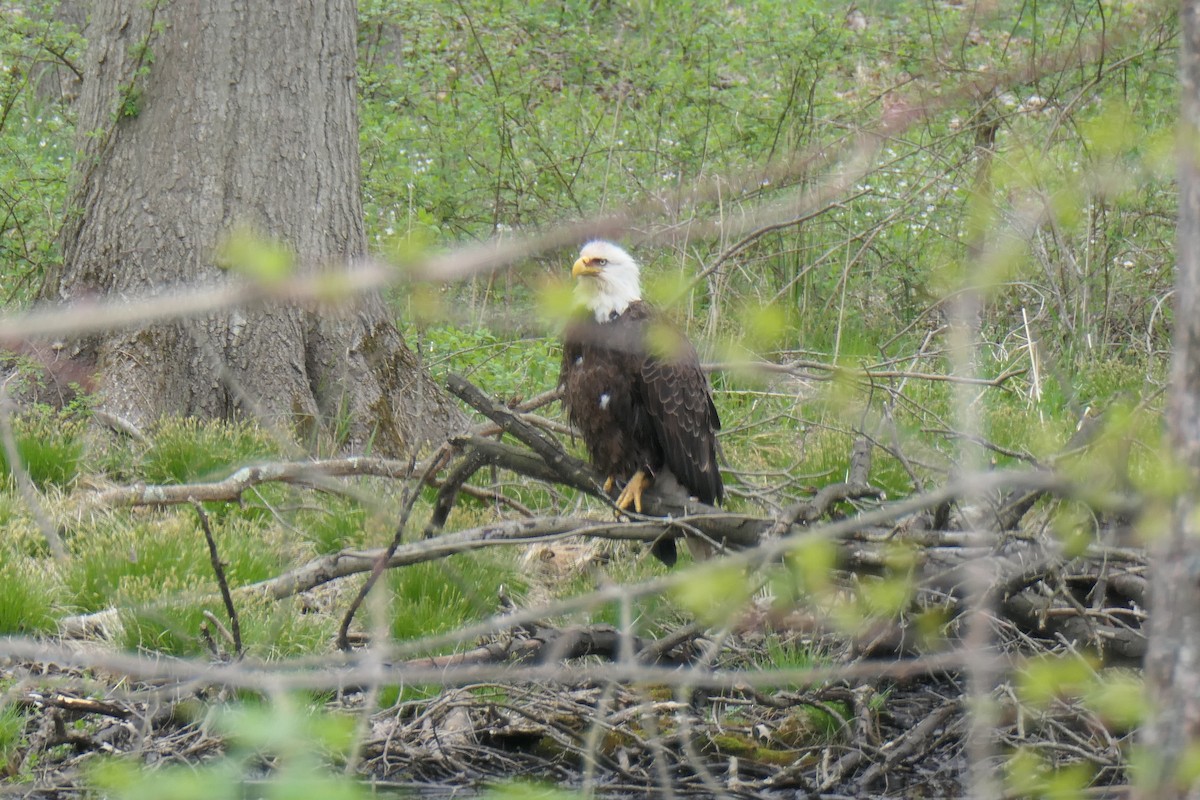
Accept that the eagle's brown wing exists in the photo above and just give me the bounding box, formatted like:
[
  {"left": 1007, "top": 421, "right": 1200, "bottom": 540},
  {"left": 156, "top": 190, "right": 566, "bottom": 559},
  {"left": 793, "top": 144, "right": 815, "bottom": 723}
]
[{"left": 640, "top": 325, "right": 723, "bottom": 506}]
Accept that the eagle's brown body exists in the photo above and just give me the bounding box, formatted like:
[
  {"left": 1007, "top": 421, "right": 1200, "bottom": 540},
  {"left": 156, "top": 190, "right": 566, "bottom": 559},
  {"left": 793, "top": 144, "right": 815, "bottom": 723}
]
[
  {"left": 559, "top": 241, "right": 724, "bottom": 564},
  {"left": 560, "top": 301, "right": 723, "bottom": 521}
]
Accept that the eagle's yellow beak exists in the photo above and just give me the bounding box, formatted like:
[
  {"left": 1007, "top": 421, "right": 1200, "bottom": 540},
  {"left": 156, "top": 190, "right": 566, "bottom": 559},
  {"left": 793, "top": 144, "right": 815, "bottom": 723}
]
[{"left": 572, "top": 257, "right": 602, "bottom": 278}]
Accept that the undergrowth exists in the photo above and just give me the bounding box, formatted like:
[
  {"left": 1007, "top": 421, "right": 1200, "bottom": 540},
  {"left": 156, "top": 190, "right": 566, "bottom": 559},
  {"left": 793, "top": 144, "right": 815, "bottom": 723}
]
[{"left": 0, "top": 1, "right": 1182, "bottom": 796}]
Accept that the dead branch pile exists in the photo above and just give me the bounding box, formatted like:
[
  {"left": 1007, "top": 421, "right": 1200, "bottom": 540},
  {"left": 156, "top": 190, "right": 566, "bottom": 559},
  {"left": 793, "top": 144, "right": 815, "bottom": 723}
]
[{"left": 4, "top": 376, "right": 1150, "bottom": 797}]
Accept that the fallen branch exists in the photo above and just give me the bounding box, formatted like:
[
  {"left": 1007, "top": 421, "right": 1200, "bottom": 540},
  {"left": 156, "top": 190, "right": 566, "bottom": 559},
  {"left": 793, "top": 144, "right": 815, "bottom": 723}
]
[
  {"left": 446, "top": 373, "right": 607, "bottom": 500},
  {"left": 80, "top": 456, "right": 414, "bottom": 508},
  {"left": 398, "top": 623, "right": 693, "bottom": 670}
]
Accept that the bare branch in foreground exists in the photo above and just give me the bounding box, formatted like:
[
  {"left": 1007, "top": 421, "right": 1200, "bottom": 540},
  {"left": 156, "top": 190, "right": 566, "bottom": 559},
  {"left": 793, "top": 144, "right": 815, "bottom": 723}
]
[{"left": 0, "top": 634, "right": 975, "bottom": 693}]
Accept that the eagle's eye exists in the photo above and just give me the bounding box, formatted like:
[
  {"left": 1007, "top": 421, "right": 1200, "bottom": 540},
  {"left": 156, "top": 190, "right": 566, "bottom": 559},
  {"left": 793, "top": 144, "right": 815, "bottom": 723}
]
[{"left": 594, "top": 258, "right": 607, "bottom": 266}]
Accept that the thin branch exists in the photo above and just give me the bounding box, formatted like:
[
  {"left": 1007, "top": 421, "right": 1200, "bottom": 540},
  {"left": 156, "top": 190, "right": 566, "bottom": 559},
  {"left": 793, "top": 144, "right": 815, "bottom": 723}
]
[
  {"left": 336, "top": 443, "right": 453, "bottom": 651},
  {"left": 0, "top": 634, "right": 976, "bottom": 694},
  {"left": 447, "top": 373, "right": 610, "bottom": 499},
  {"left": 80, "top": 456, "right": 415, "bottom": 509},
  {"left": 191, "top": 500, "right": 242, "bottom": 658},
  {"left": 704, "top": 359, "right": 1027, "bottom": 388}
]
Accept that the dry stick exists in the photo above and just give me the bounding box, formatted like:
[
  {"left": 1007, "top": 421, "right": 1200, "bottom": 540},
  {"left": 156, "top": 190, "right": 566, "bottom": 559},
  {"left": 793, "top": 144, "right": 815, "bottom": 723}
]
[
  {"left": 201, "top": 610, "right": 237, "bottom": 650},
  {"left": 425, "top": 447, "right": 494, "bottom": 535},
  {"left": 766, "top": 437, "right": 878, "bottom": 536},
  {"left": 191, "top": 500, "right": 242, "bottom": 659},
  {"left": 446, "top": 480, "right": 534, "bottom": 518},
  {"left": 58, "top": 465, "right": 1139, "bottom": 641},
  {"left": 79, "top": 399, "right": 565, "bottom": 513},
  {"left": 447, "top": 434, "right": 600, "bottom": 495},
  {"left": 0, "top": 633, "right": 978, "bottom": 695},
  {"left": 857, "top": 699, "right": 962, "bottom": 790},
  {"left": 17, "top": 691, "right": 132, "bottom": 721},
  {"left": 335, "top": 443, "right": 452, "bottom": 652},
  {"left": 704, "top": 359, "right": 1027, "bottom": 388},
  {"left": 84, "top": 455, "right": 415, "bottom": 508},
  {"left": 446, "top": 373, "right": 605, "bottom": 496}
]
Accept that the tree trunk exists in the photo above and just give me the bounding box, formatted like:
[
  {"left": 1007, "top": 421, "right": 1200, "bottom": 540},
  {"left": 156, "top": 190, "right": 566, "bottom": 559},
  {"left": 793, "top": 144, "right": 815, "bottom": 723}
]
[
  {"left": 42, "top": 0, "right": 460, "bottom": 455},
  {"left": 1141, "top": 3, "right": 1200, "bottom": 796}
]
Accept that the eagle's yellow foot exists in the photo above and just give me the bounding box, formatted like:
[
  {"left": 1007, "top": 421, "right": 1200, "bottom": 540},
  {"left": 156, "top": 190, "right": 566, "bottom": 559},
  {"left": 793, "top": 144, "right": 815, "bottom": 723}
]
[
  {"left": 615, "top": 469, "right": 650, "bottom": 514},
  {"left": 603, "top": 476, "right": 615, "bottom": 495}
]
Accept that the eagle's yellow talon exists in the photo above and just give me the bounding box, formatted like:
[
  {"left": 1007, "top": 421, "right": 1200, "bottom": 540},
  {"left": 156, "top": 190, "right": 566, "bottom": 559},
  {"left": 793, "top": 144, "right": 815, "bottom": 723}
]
[
  {"left": 603, "top": 476, "right": 615, "bottom": 494},
  {"left": 615, "top": 469, "right": 649, "bottom": 514}
]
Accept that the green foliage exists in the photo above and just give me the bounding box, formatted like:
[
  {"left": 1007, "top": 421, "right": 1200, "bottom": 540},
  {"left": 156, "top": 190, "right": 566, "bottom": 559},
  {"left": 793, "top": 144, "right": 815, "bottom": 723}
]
[
  {"left": 297, "top": 496, "right": 371, "bottom": 554},
  {"left": 1006, "top": 747, "right": 1095, "bottom": 800},
  {"left": 0, "top": 557, "right": 56, "bottom": 634},
  {"left": 358, "top": 0, "right": 833, "bottom": 241},
  {"left": 483, "top": 783, "right": 582, "bottom": 800},
  {"left": 216, "top": 227, "right": 296, "bottom": 285},
  {"left": 58, "top": 510, "right": 290, "bottom": 657},
  {"left": 0, "top": 703, "right": 29, "bottom": 774},
  {"left": 388, "top": 552, "right": 525, "bottom": 642},
  {"left": 116, "top": 587, "right": 330, "bottom": 659},
  {"left": 413, "top": 324, "right": 559, "bottom": 401},
  {"left": 64, "top": 514, "right": 282, "bottom": 611},
  {"left": 672, "top": 560, "right": 753, "bottom": 625},
  {"left": 139, "top": 417, "right": 284, "bottom": 484},
  {"left": 1018, "top": 654, "right": 1146, "bottom": 733},
  {"left": 90, "top": 698, "right": 368, "bottom": 800},
  {"left": 0, "top": 404, "right": 85, "bottom": 490},
  {"left": 0, "top": 4, "right": 77, "bottom": 303}
]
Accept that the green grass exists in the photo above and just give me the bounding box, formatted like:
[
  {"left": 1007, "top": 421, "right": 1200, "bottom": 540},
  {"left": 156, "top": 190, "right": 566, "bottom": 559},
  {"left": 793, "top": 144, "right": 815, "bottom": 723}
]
[
  {"left": 295, "top": 497, "right": 373, "bottom": 554},
  {"left": 0, "top": 703, "right": 29, "bottom": 777},
  {"left": 387, "top": 552, "right": 526, "bottom": 643},
  {"left": 0, "top": 558, "right": 56, "bottom": 634},
  {"left": 63, "top": 514, "right": 284, "bottom": 611},
  {"left": 139, "top": 418, "right": 285, "bottom": 485},
  {"left": 0, "top": 405, "right": 85, "bottom": 490}
]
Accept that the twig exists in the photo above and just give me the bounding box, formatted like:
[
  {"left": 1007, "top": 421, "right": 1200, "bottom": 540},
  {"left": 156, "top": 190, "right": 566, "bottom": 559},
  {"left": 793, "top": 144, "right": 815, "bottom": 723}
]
[
  {"left": 703, "top": 359, "right": 1027, "bottom": 388},
  {"left": 336, "top": 443, "right": 453, "bottom": 651},
  {"left": 425, "top": 447, "right": 496, "bottom": 535},
  {"left": 395, "top": 624, "right": 683, "bottom": 671},
  {"left": 60, "top": 466, "right": 1144, "bottom": 642},
  {"left": 857, "top": 699, "right": 962, "bottom": 789},
  {"left": 0, "top": 634, "right": 978, "bottom": 693},
  {"left": 191, "top": 500, "right": 242, "bottom": 658},
  {"left": 91, "top": 409, "right": 148, "bottom": 442},
  {"left": 201, "top": 610, "right": 237, "bottom": 649},
  {"left": 18, "top": 692, "right": 132, "bottom": 720}
]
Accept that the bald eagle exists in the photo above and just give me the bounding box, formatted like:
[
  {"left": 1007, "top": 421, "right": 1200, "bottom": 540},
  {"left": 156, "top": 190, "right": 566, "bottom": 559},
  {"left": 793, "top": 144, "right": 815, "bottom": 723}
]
[{"left": 560, "top": 241, "right": 723, "bottom": 564}]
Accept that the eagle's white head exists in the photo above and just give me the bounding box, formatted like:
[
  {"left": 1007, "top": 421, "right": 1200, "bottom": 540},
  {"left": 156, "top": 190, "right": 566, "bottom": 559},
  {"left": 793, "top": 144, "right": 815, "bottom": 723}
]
[{"left": 571, "top": 241, "right": 642, "bottom": 323}]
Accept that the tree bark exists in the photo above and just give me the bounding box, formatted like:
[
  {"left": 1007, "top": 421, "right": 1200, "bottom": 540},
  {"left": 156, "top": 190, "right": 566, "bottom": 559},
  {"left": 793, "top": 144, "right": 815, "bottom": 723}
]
[
  {"left": 1142, "top": 2, "right": 1200, "bottom": 796},
  {"left": 41, "top": 0, "right": 460, "bottom": 454}
]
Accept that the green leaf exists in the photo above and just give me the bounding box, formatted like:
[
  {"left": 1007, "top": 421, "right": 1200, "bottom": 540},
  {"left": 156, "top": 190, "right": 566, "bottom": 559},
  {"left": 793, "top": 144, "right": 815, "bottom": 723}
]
[
  {"left": 216, "top": 227, "right": 295, "bottom": 284},
  {"left": 672, "top": 562, "right": 752, "bottom": 624}
]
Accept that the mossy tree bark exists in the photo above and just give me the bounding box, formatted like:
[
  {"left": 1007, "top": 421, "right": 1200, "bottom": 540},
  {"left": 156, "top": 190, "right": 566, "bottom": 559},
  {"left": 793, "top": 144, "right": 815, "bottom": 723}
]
[
  {"left": 1142, "top": 3, "right": 1200, "bottom": 796},
  {"left": 42, "top": 0, "right": 460, "bottom": 454}
]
